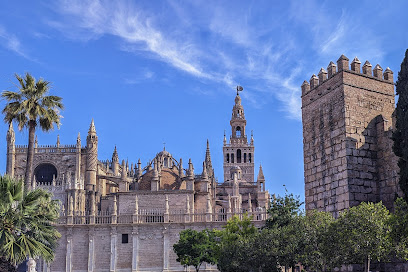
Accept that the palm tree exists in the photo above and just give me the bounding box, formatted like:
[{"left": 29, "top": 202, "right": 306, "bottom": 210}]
[
  {"left": 2, "top": 73, "right": 64, "bottom": 191},
  {"left": 0, "top": 174, "right": 61, "bottom": 269}
]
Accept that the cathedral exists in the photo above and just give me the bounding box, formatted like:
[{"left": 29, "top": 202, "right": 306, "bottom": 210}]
[{"left": 5, "top": 90, "right": 270, "bottom": 272}]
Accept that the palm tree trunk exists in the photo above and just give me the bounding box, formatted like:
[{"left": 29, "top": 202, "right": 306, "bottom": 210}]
[{"left": 24, "top": 120, "right": 36, "bottom": 191}]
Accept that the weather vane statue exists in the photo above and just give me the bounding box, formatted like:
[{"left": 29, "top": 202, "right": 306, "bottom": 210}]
[{"left": 236, "top": 85, "right": 243, "bottom": 95}]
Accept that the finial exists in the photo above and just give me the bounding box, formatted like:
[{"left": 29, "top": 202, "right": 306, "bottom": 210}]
[
  {"left": 236, "top": 85, "right": 243, "bottom": 95},
  {"left": 88, "top": 119, "right": 96, "bottom": 134},
  {"left": 57, "top": 135, "right": 60, "bottom": 147},
  {"left": 163, "top": 142, "right": 166, "bottom": 151},
  {"left": 35, "top": 135, "right": 38, "bottom": 148}
]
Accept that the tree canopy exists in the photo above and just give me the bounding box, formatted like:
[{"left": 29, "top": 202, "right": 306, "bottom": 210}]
[
  {"left": 393, "top": 49, "right": 408, "bottom": 201},
  {"left": 173, "top": 228, "right": 217, "bottom": 272},
  {"left": 2, "top": 73, "right": 64, "bottom": 190},
  {"left": 0, "top": 175, "right": 61, "bottom": 268}
]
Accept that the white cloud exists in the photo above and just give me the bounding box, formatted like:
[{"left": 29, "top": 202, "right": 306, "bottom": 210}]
[{"left": 0, "top": 25, "right": 31, "bottom": 60}]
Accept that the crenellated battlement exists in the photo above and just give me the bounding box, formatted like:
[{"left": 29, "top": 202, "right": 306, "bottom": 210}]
[{"left": 301, "top": 54, "right": 394, "bottom": 97}]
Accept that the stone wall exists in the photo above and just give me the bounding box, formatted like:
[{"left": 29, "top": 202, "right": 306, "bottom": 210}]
[{"left": 302, "top": 55, "right": 402, "bottom": 215}]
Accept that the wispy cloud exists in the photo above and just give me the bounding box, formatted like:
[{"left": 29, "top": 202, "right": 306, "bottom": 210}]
[
  {"left": 47, "top": 0, "right": 387, "bottom": 121},
  {"left": 0, "top": 25, "right": 31, "bottom": 60},
  {"left": 50, "top": 0, "right": 212, "bottom": 80}
]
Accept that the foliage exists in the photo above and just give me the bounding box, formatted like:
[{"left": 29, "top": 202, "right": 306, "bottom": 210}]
[
  {"left": 388, "top": 198, "right": 408, "bottom": 260},
  {"left": 173, "top": 228, "right": 217, "bottom": 272},
  {"left": 266, "top": 193, "right": 303, "bottom": 229},
  {"left": 215, "top": 214, "right": 258, "bottom": 272},
  {"left": 2, "top": 73, "right": 64, "bottom": 190},
  {"left": 0, "top": 175, "right": 61, "bottom": 267},
  {"left": 393, "top": 49, "right": 408, "bottom": 201},
  {"left": 299, "top": 210, "right": 340, "bottom": 272},
  {"left": 335, "top": 202, "right": 391, "bottom": 272}
]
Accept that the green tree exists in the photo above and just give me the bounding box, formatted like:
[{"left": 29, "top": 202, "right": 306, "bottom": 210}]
[
  {"left": 393, "top": 49, "right": 408, "bottom": 201},
  {"left": 299, "top": 210, "right": 339, "bottom": 272},
  {"left": 335, "top": 202, "right": 391, "bottom": 272},
  {"left": 389, "top": 198, "right": 408, "bottom": 260},
  {"left": 2, "top": 73, "right": 64, "bottom": 191},
  {"left": 0, "top": 174, "right": 61, "bottom": 269},
  {"left": 215, "top": 214, "right": 259, "bottom": 272},
  {"left": 173, "top": 228, "right": 217, "bottom": 272},
  {"left": 266, "top": 193, "right": 303, "bottom": 229}
]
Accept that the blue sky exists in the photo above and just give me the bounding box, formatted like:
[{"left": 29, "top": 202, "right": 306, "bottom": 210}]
[{"left": 0, "top": 0, "right": 407, "bottom": 203}]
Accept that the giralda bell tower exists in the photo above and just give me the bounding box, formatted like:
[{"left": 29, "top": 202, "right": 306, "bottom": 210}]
[{"left": 223, "top": 86, "right": 255, "bottom": 183}]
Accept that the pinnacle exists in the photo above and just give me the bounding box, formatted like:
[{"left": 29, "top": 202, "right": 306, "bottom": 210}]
[
  {"left": 88, "top": 119, "right": 96, "bottom": 134},
  {"left": 257, "top": 165, "right": 265, "bottom": 181}
]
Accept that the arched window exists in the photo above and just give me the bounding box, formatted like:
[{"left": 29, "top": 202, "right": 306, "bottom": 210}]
[
  {"left": 244, "top": 153, "right": 247, "bottom": 163},
  {"left": 34, "top": 163, "right": 57, "bottom": 184},
  {"left": 231, "top": 153, "right": 234, "bottom": 163},
  {"left": 249, "top": 153, "right": 252, "bottom": 163},
  {"left": 237, "top": 149, "right": 241, "bottom": 163},
  {"left": 236, "top": 126, "right": 241, "bottom": 137},
  {"left": 164, "top": 158, "right": 168, "bottom": 167},
  {"left": 226, "top": 154, "right": 230, "bottom": 163}
]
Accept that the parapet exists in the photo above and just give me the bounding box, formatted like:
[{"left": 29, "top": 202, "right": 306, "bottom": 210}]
[{"left": 301, "top": 54, "right": 394, "bottom": 96}]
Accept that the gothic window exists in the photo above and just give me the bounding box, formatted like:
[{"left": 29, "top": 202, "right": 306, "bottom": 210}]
[
  {"left": 249, "top": 153, "right": 252, "bottom": 163},
  {"left": 34, "top": 163, "right": 57, "bottom": 184},
  {"left": 226, "top": 154, "right": 230, "bottom": 163},
  {"left": 164, "top": 158, "right": 168, "bottom": 167},
  {"left": 236, "top": 126, "right": 241, "bottom": 137},
  {"left": 231, "top": 153, "right": 234, "bottom": 163},
  {"left": 244, "top": 153, "right": 247, "bottom": 163},
  {"left": 237, "top": 149, "right": 242, "bottom": 163}
]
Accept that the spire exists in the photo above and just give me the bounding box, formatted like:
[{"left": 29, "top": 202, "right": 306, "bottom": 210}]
[
  {"left": 112, "top": 146, "right": 119, "bottom": 162},
  {"left": 205, "top": 139, "right": 213, "bottom": 174},
  {"left": 223, "top": 130, "right": 227, "bottom": 145},
  {"left": 137, "top": 158, "right": 143, "bottom": 178},
  {"left": 88, "top": 119, "right": 96, "bottom": 134},
  {"left": 202, "top": 162, "right": 208, "bottom": 181},
  {"left": 152, "top": 158, "right": 159, "bottom": 180},
  {"left": 121, "top": 160, "right": 127, "bottom": 179},
  {"left": 250, "top": 130, "right": 254, "bottom": 145},
  {"left": 76, "top": 132, "right": 81, "bottom": 147},
  {"left": 257, "top": 165, "right": 265, "bottom": 181},
  {"left": 179, "top": 158, "right": 184, "bottom": 178},
  {"left": 188, "top": 158, "right": 194, "bottom": 178},
  {"left": 56, "top": 135, "right": 60, "bottom": 147}
]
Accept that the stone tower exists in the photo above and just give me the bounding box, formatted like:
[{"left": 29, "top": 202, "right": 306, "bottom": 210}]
[
  {"left": 223, "top": 89, "right": 255, "bottom": 183},
  {"left": 86, "top": 119, "right": 98, "bottom": 192},
  {"left": 6, "top": 122, "right": 15, "bottom": 177},
  {"left": 301, "top": 54, "right": 401, "bottom": 215}
]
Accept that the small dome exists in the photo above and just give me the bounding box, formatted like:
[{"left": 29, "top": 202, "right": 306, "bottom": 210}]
[{"left": 158, "top": 150, "right": 170, "bottom": 156}]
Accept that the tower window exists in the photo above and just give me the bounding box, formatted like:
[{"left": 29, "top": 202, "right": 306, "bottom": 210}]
[
  {"left": 231, "top": 153, "right": 234, "bottom": 163},
  {"left": 122, "top": 234, "right": 129, "bottom": 244},
  {"left": 237, "top": 149, "right": 241, "bottom": 163},
  {"left": 226, "top": 154, "right": 230, "bottom": 163},
  {"left": 236, "top": 126, "right": 241, "bottom": 138},
  {"left": 164, "top": 158, "right": 168, "bottom": 167},
  {"left": 249, "top": 153, "right": 252, "bottom": 163},
  {"left": 244, "top": 153, "right": 247, "bottom": 163}
]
